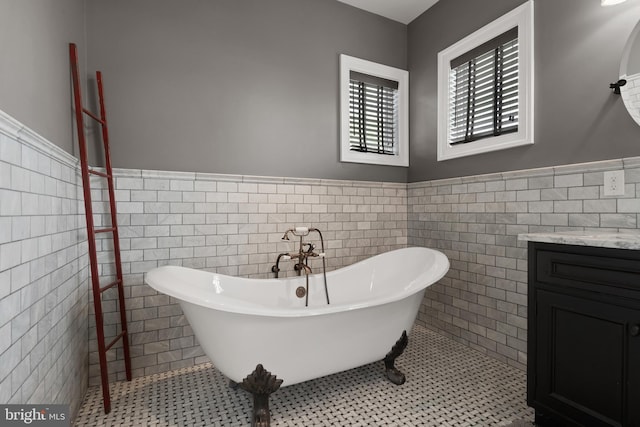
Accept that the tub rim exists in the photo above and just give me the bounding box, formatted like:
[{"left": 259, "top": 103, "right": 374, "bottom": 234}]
[{"left": 144, "top": 246, "right": 449, "bottom": 318}]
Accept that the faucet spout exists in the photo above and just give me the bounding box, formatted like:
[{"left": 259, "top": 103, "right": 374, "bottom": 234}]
[{"left": 294, "top": 262, "right": 312, "bottom": 275}]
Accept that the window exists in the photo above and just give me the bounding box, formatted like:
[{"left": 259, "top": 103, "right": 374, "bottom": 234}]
[
  {"left": 340, "top": 55, "right": 409, "bottom": 167},
  {"left": 437, "top": 1, "right": 534, "bottom": 161}
]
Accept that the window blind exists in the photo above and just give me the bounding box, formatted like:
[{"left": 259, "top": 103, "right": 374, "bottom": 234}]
[
  {"left": 349, "top": 72, "right": 399, "bottom": 155},
  {"left": 449, "top": 34, "right": 519, "bottom": 145}
]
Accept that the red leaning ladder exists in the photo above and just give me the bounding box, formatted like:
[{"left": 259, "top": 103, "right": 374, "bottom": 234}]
[{"left": 69, "top": 43, "right": 132, "bottom": 413}]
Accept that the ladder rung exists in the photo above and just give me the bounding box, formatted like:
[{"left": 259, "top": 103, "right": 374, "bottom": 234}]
[
  {"left": 89, "top": 169, "right": 112, "bottom": 179},
  {"left": 82, "top": 108, "right": 106, "bottom": 125},
  {"left": 105, "top": 331, "right": 126, "bottom": 352},
  {"left": 95, "top": 227, "right": 116, "bottom": 234},
  {"left": 99, "top": 279, "right": 121, "bottom": 293}
]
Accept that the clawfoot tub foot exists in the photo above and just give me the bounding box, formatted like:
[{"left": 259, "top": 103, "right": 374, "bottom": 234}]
[
  {"left": 239, "top": 364, "right": 283, "bottom": 427},
  {"left": 384, "top": 330, "right": 408, "bottom": 385}
]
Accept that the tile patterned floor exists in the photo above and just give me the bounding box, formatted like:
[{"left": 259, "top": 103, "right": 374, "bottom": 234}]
[{"left": 74, "top": 326, "right": 534, "bottom": 426}]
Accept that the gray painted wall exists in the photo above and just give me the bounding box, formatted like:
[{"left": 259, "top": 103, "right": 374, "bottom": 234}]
[
  {"left": 408, "top": 0, "right": 640, "bottom": 182},
  {"left": 85, "top": 0, "right": 408, "bottom": 182},
  {"left": 0, "top": 0, "right": 85, "bottom": 154}
]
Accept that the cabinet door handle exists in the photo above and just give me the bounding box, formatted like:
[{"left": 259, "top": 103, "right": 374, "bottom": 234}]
[{"left": 631, "top": 325, "right": 640, "bottom": 337}]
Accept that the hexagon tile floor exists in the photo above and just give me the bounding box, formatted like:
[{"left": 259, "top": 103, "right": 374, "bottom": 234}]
[{"left": 74, "top": 326, "right": 534, "bottom": 426}]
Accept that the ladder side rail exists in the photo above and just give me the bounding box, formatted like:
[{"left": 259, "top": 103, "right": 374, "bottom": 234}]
[
  {"left": 96, "top": 71, "right": 132, "bottom": 381},
  {"left": 69, "top": 43, "right": 112, "bottom": 414}
]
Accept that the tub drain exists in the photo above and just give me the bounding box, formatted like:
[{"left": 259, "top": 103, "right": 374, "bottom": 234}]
[{"left": 295, "top": 286, "right": 306, "bottom": 298}]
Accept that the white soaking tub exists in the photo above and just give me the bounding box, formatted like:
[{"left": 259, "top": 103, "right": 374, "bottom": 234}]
[{"left": 145, "top": 247, "right": 449, "bottom": 388}]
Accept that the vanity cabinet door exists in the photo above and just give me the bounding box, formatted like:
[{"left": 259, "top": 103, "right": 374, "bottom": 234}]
[{"left": 532, "top": 288, "right": 640, "bottom": 426}]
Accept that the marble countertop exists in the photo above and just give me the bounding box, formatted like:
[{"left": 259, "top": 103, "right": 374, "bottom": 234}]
[{"left": 518, "top": 231, "right": 640, "bottom": 250}]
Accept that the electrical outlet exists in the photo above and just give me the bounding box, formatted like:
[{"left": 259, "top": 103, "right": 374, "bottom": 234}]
[{"left": 604, "top": 170, "right": 625, "bottom": 196}]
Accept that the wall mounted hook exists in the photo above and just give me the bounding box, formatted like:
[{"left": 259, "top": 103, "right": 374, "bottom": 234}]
[{"left": 610, "top": 79, "right": 627, "bottom": 95}]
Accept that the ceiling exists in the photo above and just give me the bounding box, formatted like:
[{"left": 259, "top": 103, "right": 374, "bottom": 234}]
[{"left": 334, "top": 0, "right": 440, "bottom": 24}]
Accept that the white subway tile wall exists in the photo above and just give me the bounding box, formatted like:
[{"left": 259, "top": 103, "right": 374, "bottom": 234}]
[
  {"left": 90, "top": 169, "right": 409, "bottom": 385},
  {"left": 408, "top": 158, "right": 640, "bottom": 370},
  {"left": 0, "top": 111, "right": 89, "bottom": 418}
]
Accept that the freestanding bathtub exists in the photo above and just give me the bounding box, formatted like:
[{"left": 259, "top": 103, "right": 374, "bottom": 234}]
[{"left": 145, "top": 247, "right": 449, "bottom": 424}]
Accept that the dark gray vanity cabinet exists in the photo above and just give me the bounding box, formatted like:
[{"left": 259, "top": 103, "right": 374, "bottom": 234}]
[{"left": 527, "top": 242, "right": 640, "bottom": 427}]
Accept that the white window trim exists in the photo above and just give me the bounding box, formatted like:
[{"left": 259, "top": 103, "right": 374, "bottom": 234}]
[
  {"left": 340, "top": 54, "right": 409, "bottom": 167},
  {"left": 437, "top": 0, "right": 534, "bottom": 161}
]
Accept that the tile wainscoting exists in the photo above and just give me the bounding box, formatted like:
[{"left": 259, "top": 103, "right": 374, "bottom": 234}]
[
  {"left": 0, "top": 111, "right": 89, "bottom": 417},
  {"left": 90, "top": 169, "right": 409, "bottom": 385},
  {"left": 409, "top": 158, "right": 640, "bottom": 370}
]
